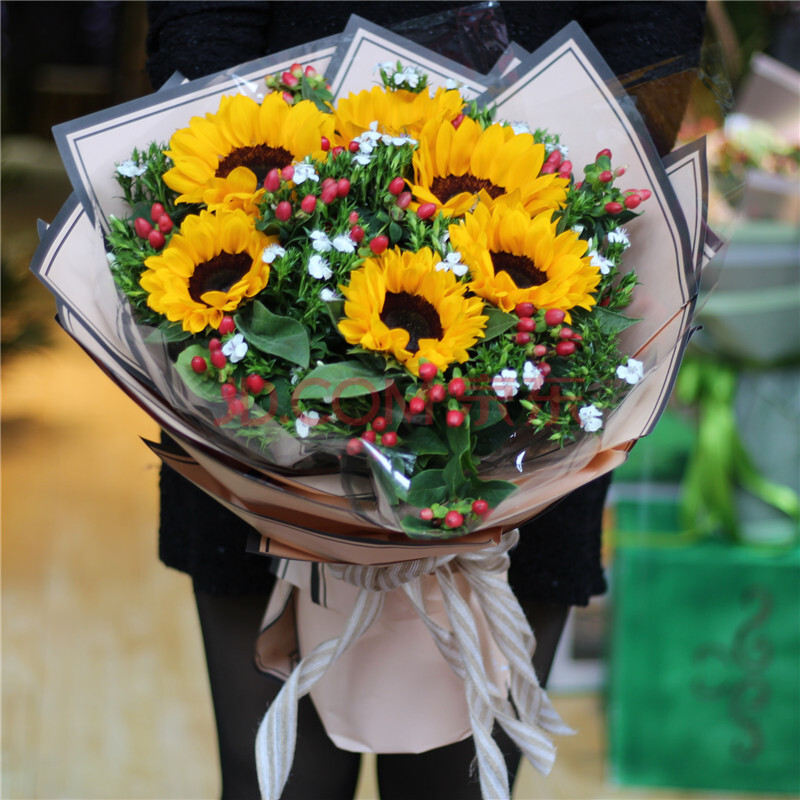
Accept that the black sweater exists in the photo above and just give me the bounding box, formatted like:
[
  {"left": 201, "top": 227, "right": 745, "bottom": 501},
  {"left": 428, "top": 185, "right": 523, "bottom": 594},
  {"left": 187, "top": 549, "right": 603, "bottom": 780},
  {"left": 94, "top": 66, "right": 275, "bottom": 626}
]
[{"left": 146, "top": 0, "right": 706, "bottom": 603}]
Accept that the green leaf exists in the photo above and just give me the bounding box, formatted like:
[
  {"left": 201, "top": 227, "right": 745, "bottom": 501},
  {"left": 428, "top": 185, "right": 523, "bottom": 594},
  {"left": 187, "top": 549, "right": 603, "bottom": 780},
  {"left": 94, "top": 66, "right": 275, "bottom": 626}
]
[
  {"left": 593, "top": 307, "right": 640, "bottom": 335},
  {"left": 480, "top": 306, "right": 517, "bottom": 341},
  {"left": 293, "top": 361, "right": 390, "bottom": 400},
  {"left": 467, "top": 396, "right": 507, "bottom": 430},
  {"left": 406, "top": 469, "right": 448, "bottom": 507},
  {"left": 468, "top": 477, "right": 518, "bottom": 509},
  {"left": 399, "top": 515, "right": 467, "bottom": 540},
  {"left": 403, "top": 426, "right": 449, "bottom": 456},
  {"left": 236, "top": 301, "right": 310, "bottom": 368},
  {"left": 175, "top": 345, "right": 225, "bottom": 402}
]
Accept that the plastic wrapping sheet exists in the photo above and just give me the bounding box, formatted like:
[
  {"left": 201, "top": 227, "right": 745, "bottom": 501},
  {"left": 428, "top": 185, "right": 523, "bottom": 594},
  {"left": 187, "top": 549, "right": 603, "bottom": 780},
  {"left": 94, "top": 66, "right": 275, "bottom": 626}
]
[{"left": 32, "top": 13, "right": 721, "bottom": 564}]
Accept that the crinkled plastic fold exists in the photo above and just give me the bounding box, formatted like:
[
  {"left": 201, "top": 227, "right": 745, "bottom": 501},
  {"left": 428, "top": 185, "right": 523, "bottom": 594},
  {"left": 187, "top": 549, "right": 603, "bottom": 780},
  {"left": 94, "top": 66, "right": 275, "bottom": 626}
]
[{"left": 32, "top": 12, "right": 721, "bottom": 565}]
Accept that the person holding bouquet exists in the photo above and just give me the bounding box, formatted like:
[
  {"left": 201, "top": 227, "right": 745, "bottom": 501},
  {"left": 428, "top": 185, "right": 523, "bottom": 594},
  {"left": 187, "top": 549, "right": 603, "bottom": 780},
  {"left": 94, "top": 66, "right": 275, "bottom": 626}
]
[{"left": 144, "top": 2, "right": 706, "bottom": 798}]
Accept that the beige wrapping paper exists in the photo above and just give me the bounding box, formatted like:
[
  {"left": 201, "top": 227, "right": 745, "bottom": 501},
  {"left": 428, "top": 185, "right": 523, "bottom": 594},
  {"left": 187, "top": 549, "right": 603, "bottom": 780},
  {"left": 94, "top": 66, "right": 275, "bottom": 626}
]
[{"left": 257, "top": 559, "right": 510, "bottom": 753}]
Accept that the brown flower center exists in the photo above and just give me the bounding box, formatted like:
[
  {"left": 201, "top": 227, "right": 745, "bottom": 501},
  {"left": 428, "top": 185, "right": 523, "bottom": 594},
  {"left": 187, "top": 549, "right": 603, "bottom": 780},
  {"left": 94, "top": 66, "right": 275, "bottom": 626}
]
[
  {"left": 429, "top": 173, "right": 505, "bottom": 204},
  {"left": 380, "top": 291, "right": 443, "bottom": 353},
  {"left": 216, "top": 144, "right": 293, "bottom": 184},
  {"left": 491, "top": 251, "right": 547, "bottom": 288},
  {"left": 189, "top": 252, "right": 252, "bottom": 303}
]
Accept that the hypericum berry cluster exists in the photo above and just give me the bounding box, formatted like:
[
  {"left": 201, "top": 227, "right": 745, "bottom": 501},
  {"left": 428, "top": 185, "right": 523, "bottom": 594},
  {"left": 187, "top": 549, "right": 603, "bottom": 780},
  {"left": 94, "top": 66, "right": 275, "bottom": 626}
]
[
  {"left": 579, "top": 149, "right": 652, "bottom": 215},
  {"left": 132, "top": 202, "right": 173, "bottom": 251},
  {"left": 418, "top": 497, "right": 492, "bottom": 529},
  {"left": 264, "top": 63, "right": 329, "bottom": 106}
]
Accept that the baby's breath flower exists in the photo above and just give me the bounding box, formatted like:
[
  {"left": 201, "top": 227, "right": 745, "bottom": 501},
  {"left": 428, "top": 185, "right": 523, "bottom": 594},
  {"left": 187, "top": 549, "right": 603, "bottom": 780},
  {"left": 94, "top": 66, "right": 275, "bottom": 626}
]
[
  {"left": 616, "top": 358, "right": 644, "bottom": 385},
  {"left": 579, "top": 404, "right": 603, "bottom": 432}
]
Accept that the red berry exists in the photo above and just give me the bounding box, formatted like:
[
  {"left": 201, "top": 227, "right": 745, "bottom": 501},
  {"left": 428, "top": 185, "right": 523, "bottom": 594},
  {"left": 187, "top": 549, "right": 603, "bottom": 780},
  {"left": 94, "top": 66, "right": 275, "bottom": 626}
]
[
  {"left": 150, "top": 203, "right": 166, "bottom": 222},
  {"left": 545, "top": 150, "right": 563, "bottom": 168},
  {"left": 556, "top": 340, "right": 576, "bottom": 356},
  {"left": 349, "top": 225, "right": 365, "bottom": 243},
  {"left": 396, "top": 191, "right": 412, "bottom": 210},
  {"left": 320, "top": 185, "right": 338, "bottom": 204},
  {"left": 348, "top": 140, "right": 360, "bottom": 153},
  {"left": 624, "top": 193, "right": 642, "bottom": 209},
  {"left": 281, "top": 165, "right": 295, "bottom": 182},
  {"left": 409, "top": 396, "right": 426, "bottom": 415},
  {"left": 558, "top": 326, "right": 574, "bottom": 339},
  {"left": 290, "top": 63, "right": 303, "bottom": 78},
  {"left": 448, "top": 377, "right": 466, "bottom": 398},
  {"left": 369, "top": 235, "right": 389, "bottom": 255},
  {"left": 320, "top": 136, "right": 330, "bottom": 152},
  {"left": 429, "top": 384, "right": 446, "bottom": 403},
  {"left": 361, "top": 430, "right": 377, "bottom": 443},
  {"left": 516, "top": 317, "right": 535, "bottom": 333},
  {"left": 371, "top": 415, "right": 388, "bottom": 433},
  {"left": 210, "top": 350, "right": 227, "bottom": 369},
  {"left": 157, "top": 214, "right": 173, "bottom": 234},
  {"left": 381, "top": 431, "right": 398, "bottom": 447},
  {"left": 534, "top": 344, "right": 548, "bottom": 357},
  {"left": 446, "top": 409, "right": 465, "bottom": 427},
  {"left": 420, "top": 507, "right": 434, "bottom": 521},
  {"left": 263, "top": 168, "right": 281, "bottom": 192},
  {"left": 419, "top": 362, "right": 438, "bottom": 383},
  {"left": 228, "top": 397, "right": 245, "bottom": 415},
  {"left": 539, "top": 362, "right": 552, "bottom": 376},
  {"left": 331, "top": 146, "right": 344, "bottom": 158},
  {"left": 304, "top": 65, "right": 317, "bottom": 77},
  {"left": 281, "top": 92, "right": 295, "bottom": 105},
  {"left": 599, "top": 170, "right": 614, "bottom": 183},
  {"left": 515, "top": 302, "right": 535, "bottom": 318},
  {"left": 388, "top": 176, "right": 405, "bottom": 195},
  {"left": 558, "top": 160, "right": 573, "bottom": 176},
  {"left": 148, "top": 229, "right": 166, "bottom": 250},
  {"left": 416, "top": 203, "right": 436, "bottom": 220},
  {"left": 134, "top": 217, "right": 153, "bottom": 238},
  {"left": 346, "top": 438, "right": 364, "bottom": 455},
  {"left": 615, "top": 165, "right": 627, "bottom": 177},
  {"left": 281, "top": 71, "right": 299, "bottom": 87},
  {"left": 221, "top": 383, "right": 237, "bottom": 399},
  {"left": 275, "top": 200, "right": 292, "bottom": 221},
  {"left": 544, "top": 309, "right": 566, "bottom": 326},
  {"left": 245, "top": 374, "right": 266, "bottom": 394},
  {"left": 451, "top": 113, "right": 465, "bottom": 129},
  {"left": 337, "top": 178, "right": 351, "bottom": 197},
  {"left": 444, "top": 510, "right": 464, "bottom": 529},
  {"left": 472, "top": 499, "right": 489, "bottom": 516},
  {"left": 348, "top": 211, "right": 359, "bottom": 225},
  {"left": 515, "top": 332, "right": 531, "bottom": 345},
  {"left": 540, "top": 164, "right": 556, "bottom": 174},
  {"left": 191, "top": 356, "right": 207, "bottom": 373},
  {"left": 209, "top": 337, "right": 222, "bottom": 351},
  {"left": 218, "top": 316, "right": 235, "bottom": 335},
  {"left": 301, "top": 194, "right": 317, "bottom": 214},
  {"left": 596, "top": 148, "right": 612, "bottom": 160},
  {"left": 638, "top": 188, "right": 652, "bottom": 200},
  {"left": 605, "top": 201, "right": 623, "bottom": 215}
]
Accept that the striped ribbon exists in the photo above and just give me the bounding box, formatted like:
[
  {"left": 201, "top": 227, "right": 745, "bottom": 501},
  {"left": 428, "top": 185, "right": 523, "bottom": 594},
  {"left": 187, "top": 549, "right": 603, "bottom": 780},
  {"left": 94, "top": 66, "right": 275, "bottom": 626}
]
[{"left": 255, "top": 530, "right": 572, "bottom": 800}]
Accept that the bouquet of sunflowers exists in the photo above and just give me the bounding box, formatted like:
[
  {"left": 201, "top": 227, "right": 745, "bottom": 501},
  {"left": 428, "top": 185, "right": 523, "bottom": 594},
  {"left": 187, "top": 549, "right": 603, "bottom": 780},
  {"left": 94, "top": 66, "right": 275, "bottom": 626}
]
[{"left": 103, "top": 59, "right": 649, "bottom": 539}]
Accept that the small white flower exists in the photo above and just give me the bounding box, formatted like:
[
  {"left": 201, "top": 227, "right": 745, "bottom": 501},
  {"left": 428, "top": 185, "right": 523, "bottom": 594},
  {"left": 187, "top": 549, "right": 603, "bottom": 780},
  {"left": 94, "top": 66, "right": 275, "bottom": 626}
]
[
  {"left": 292, "top": 162, "right": 319, "bottom": 185},
  {"left": 607, "top": 227, "right": 631, "bottom": 248},
  {"left": 116, "top": 160, "right": 146, "bottom": 178},
  {"left": 332, "top": 234, "right": 356, "bottom": 253},
  {"left": 616, "top": 358, "right": 644, "bottom": 385},
  {"left": 106, "top": 251, "right": 118, "bottom": 267},
  {"left": 522, "top": 361, "right": 544, "bottom": 391},
  {"left": 435, "top": 252, "right": 469, "bottom": 277},
  {"left": 571, "top": 224, "right": 585, "bottom": 236},
  {"left": 262, "top": 243, "right": 286, "bottom": 263},
  {"left": 222, "top": 334, "right": 248, "bottom": 364},
  {"left": 310, "top": 230, "right": 332, "bottom": 252},
  {"left": 353, "top": 151, "right": 373, "bottom": 166},
  {"left": 393, "top": 67, "right": 421, "bottom": 88},
  {"left": 510, "top": 121, "right": 531, "bottom": 135},
  {"left": 555, "top": 143, "right": 569, "bottom": 159},
  {"left": 445, "top": 78, "right": 459, "bottom": 90},
  {"left": 578, "top": 404, "right": 603, "bottom": 432},
  {"left": 307, "top": 254, "right": 333, "bottom": 280},
  {"left": 376, "top": 61, "right": 395, "bottom": 74},
  {"left": 492, "top": 369, "right": 520, "bottom": 399},
  {"left": 295, "top": 409, "right": 320, "bottom": 438},
  {"left": 589, "top": 250, "right": 614, "bottom": 275},
  {"left": 320, "top": 287, "right": 342, "bottom": 302}
]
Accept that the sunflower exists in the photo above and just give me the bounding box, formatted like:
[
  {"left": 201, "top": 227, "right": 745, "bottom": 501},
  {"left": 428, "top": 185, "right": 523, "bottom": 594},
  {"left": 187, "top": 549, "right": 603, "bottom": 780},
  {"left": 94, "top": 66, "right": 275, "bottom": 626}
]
[
  {"left": 332, "top": 85, "right": 463, "bottom": 144},
  {"left": 408, "top": 116, "right": 569, "bottom": 218},
  {"left": 449, "top": 201, "right": 600, "bottom": 318},
  {"left": 338, "top": 247, "right": 487, "bottom": 376},
  {"left": 140, "top": 208, "right": 276, "bottom": 333},
  {"left": 162, "top": 92, "right": 334, "bottom": 212}
]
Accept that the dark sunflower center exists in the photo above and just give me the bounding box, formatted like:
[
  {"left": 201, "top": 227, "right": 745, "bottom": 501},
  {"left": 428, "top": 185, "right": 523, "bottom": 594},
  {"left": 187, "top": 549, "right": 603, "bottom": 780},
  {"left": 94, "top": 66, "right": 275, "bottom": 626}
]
[
  {"left": 188, "top": 252, "right": 252, "bottom": 304},
  {"left": 491, "top": 251, "right": 548, "bottom": 288},
  {"left": 429, "top": 173, "right": 505, "bottom": 204},
  {"left": 216, "top": 144, "right": 294, "bottom": 184},
  {"left": 380, "top": 291, "right": 443, "bottom": 354}
]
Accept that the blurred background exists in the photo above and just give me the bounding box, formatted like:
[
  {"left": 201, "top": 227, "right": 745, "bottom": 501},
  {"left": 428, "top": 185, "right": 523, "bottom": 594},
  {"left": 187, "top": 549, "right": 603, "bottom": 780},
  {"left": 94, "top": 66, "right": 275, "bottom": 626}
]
[{"left": 2, "top": 2, "right": 798, "bottom": 798}]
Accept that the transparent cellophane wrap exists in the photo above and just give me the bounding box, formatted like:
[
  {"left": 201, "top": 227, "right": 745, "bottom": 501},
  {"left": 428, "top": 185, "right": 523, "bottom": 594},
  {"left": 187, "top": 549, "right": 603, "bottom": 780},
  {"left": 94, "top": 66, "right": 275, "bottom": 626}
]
[{"left": 34, "top": 11, "right": 722, "bottom": 776}]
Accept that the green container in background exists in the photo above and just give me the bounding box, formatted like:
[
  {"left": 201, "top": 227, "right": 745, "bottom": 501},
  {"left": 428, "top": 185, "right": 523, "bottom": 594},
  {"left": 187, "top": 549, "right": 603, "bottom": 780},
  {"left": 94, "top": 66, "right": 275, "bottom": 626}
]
[{"left": 609, "top": 540, "right": 800, "bottom": 794}]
